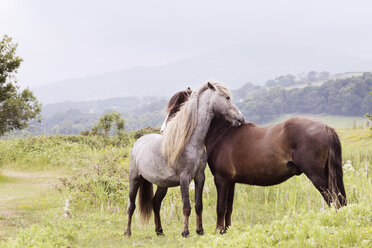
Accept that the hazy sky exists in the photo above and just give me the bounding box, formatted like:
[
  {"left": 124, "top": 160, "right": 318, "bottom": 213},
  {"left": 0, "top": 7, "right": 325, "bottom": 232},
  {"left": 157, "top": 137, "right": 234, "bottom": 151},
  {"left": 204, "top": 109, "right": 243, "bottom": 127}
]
[{"left": 1, "top": 0, "right": 372, "bottom": 88}]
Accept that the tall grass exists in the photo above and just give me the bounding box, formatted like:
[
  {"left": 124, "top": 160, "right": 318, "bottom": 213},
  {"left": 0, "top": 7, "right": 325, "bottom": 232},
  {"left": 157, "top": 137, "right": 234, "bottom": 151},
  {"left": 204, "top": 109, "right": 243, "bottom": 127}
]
[
  {"left": 0, "top": 135, "right": 130, "bottom": 171},
  {"left": 0, "top": 128, "right": 371, "bottom": 247}
]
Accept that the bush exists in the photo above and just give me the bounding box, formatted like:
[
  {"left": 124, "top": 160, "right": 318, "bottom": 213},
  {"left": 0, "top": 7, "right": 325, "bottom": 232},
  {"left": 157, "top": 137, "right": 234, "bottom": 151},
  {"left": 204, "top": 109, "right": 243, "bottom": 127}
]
[
  {"left": 132, "top": 126, "right": 160, "bottom": 140},
  {"left": 61, "top": 144, "right": 131, "bottom": 209}
]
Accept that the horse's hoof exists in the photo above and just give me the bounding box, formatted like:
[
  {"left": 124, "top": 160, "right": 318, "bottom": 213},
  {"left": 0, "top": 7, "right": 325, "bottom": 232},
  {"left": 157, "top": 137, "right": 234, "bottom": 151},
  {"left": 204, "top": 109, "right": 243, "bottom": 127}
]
[
  {"left": 156, "top": 228, "right": 164, "bottom": 236},
  {"left": 196, "top": 228, "right": 204, "bottom": 235},
  {"left": 218, "top": 229, "right": 226, "bottom": 235},
  {"left": 124, "top": 230, "right": 131, "bottom": 237},
  {"left": 182, "top": 230, "right": 190, "bottom": 237}
]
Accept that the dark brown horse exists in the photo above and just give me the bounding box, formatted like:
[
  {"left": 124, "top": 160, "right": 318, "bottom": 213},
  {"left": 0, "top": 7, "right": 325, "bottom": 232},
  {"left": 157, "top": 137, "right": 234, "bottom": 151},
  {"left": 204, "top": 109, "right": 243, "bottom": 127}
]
[{"left": 161, "top": 89, "right": 347, "bottom": 233}]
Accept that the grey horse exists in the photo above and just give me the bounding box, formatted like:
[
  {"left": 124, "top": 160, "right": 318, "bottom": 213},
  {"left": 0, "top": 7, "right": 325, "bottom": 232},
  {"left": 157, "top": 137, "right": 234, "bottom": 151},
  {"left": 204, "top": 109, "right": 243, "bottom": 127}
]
[{"left": 124, "top": 82, "right": 245, "bottom": 237}]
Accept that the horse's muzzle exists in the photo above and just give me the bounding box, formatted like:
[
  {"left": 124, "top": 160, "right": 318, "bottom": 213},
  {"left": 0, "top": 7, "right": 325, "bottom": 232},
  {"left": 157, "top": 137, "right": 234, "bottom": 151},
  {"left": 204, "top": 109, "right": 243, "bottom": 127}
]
[
  {"left": 232, "top": 116, "right": 245, "bottom": 127},
  {"left": 239, "top": 116, "right": 245, "bottom": 125}
]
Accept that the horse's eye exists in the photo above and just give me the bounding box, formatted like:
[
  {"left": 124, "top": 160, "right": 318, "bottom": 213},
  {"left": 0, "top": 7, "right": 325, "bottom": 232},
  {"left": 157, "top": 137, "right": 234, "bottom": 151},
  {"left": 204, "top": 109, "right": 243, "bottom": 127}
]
[{"left": 226, "top": 96, "right": 230, "bottom": 100}]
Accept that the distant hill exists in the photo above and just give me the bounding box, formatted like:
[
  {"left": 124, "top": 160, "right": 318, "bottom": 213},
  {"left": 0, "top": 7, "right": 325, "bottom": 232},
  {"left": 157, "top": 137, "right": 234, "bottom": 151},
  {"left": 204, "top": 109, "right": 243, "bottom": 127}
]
[
  {"left": 32, "top": 43, "right": 372, "bottom": 104},
  {"left": 10, "top": 72, "right": 370, "bottom": 137}
]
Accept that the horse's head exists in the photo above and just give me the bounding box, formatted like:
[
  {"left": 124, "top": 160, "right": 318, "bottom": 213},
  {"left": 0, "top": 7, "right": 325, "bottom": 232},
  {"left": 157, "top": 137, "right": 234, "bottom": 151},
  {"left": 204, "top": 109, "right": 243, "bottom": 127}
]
[
  {"left": 203, "top": 82, "right": 245, "bottom": 126},
  {"left": 161, "top": 87, "right": 192, "bottom": 133},
  {"left": 161, "top": 83, "right": 245, "bottom": 134},
  {"left": 161, "top": 82, "right": 245, "bottom": 165}
]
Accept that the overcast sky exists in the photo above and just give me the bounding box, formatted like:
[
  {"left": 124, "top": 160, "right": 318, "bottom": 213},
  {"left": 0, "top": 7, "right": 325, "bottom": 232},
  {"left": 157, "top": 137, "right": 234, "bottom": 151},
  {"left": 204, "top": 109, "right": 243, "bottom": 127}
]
[{"left": 1, "top": 0, "right": 372, "bottom": 88}]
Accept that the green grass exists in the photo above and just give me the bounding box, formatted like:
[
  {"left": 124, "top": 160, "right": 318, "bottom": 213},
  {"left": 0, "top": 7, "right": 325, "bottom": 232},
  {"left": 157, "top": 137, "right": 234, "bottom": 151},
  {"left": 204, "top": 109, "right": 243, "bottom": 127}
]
[
  {"left": 0, "top": 171, "right": 64, "bottom": 243},
  {"left": 0, "top": 128, "right": 371, "bottom": 247}
]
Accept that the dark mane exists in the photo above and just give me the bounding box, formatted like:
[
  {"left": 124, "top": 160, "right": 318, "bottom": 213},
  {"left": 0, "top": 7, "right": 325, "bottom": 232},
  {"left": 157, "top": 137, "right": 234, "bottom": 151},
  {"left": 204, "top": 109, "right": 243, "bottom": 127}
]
[{"left": 166, "top": 87, "right": 192, "bottom": 119}]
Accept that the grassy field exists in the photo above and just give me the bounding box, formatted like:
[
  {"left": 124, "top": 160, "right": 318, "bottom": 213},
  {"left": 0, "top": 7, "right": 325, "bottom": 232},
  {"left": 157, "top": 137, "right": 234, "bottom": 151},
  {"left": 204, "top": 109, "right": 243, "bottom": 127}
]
[{"left": 0, "top": 126, "right": 371, "bottom": 247}]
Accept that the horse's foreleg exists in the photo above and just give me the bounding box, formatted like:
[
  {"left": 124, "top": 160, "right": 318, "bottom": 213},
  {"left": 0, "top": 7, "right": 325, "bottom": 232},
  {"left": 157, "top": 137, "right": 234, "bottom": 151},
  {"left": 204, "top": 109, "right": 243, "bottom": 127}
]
[
  {"left": 124, "top": 176, "right": 142, "bottom": 237},
  {"left": 180, "top": 174, "right": 191, "bottom": 237},
  {"left": 225, "top": 183, "right": 235, "bottom": 230},
  {"left": 194, "top": 172, "right": 205, "bottom": 235},
  {"left": 214, "top": 175, "right": 230, "bottom": 234},
  {"left": 152, "top": 186, "right": 168, "bottom": 236}
]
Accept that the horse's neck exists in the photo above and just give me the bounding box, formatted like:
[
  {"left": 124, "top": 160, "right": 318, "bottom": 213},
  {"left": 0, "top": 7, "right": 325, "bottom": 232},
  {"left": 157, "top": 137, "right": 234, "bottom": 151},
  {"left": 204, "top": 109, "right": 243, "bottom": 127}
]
[
  {"left": 205, "top": 116, "right": 231, "bottom": 156},
  {"left": 187, "top": 95, "right": 213, "bottom": 148}
]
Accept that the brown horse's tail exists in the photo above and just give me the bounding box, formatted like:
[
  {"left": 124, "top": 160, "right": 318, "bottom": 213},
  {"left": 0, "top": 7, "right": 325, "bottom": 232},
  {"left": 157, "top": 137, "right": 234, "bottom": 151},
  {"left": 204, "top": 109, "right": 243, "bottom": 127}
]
[
  {"left": 326, "top": 126, "right": 347, "bottom": 208},
  {"left": 138, "top": 179, "right": 153, "bottom": 225}
]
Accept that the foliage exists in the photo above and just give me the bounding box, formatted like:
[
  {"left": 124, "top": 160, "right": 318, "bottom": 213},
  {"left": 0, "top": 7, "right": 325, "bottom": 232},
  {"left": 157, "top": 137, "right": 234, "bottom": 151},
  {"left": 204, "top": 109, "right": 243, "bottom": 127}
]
[
  {"left": 0, "top": 135, "right": 131, "bottom": 171},
  {"left": 231, "top": 82, "right": 261, "bottom": 100},
  {"left": 132, "top": 126, "right": 160, "bottom": 140},
  {"left": 366, "top": 113, "right": 372, "bottom": 121},
  {"left": 265, "top": 71, "right": 330, "bottom": 87},
  {"left": 7, "top": 72, "right": 369, "bottom": 136},
  {"left": 365, "top": 92, "right": 372, "bottom": 130},
  {"left": 238, "top": 73, "right": 372, "bottom": 123},
  {"left": 61, "top": 144, "right": 131, "bottom": 208},
  {"left": 0, "top": 35, "right": 41, "bottom": 136},
  {"left": 89, "top": 112, "right": 129, "bottom": 145},
  {"left": 92, "top": 112, "right": 124, "bottom": 136}
]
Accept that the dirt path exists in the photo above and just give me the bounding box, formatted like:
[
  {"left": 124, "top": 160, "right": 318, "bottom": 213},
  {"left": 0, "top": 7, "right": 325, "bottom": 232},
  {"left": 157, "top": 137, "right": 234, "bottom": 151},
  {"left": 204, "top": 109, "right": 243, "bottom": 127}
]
[{"left": 0, "top": 170, "right": 63, "bottom": 242}]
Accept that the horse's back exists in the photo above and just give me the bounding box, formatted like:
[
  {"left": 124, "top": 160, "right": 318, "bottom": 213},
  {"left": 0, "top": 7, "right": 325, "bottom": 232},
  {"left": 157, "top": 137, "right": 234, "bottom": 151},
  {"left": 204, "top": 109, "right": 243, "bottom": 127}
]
[
  {"left": 132, "top": 133, "right": 162, "bottom": 159},
  {"left": 283, "top": 117, "right": 329, "bottom": 151},
  {"left": 131, "top": 133, "right": 163, "bottom": 172}
]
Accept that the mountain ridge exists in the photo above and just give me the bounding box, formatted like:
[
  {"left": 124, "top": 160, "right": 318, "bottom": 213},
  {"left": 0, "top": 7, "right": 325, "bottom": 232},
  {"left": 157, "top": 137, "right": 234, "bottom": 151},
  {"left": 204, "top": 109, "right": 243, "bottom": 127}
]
[{"left": 32, "top": 43, "right": 372, "bottom": 104}]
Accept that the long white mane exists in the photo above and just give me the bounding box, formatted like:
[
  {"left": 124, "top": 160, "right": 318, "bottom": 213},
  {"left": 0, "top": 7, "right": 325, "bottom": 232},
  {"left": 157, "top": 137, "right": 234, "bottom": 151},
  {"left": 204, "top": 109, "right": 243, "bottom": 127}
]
[{"left": 161, "top": 81, "right": 231, "bottom": 165}]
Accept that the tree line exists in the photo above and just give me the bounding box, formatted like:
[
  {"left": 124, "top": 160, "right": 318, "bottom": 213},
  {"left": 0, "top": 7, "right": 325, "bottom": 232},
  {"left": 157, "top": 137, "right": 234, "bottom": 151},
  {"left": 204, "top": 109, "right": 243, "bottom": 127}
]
[
  {"left": 237, "top": 73, "right": 372, "bottom": 123},
  {"left": 265, "top": 71, "right": 330, "bottom": 87}
]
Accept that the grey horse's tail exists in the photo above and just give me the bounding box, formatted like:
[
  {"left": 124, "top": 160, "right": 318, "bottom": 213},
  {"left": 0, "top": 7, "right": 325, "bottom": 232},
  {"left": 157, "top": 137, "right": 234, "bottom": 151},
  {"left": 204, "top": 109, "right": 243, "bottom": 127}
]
[
  {"left": 326, "top": 126, "right": 347, "bottom": 208},
  {"left": 138, "top": 179, "right": 153, "bottom": 225}
]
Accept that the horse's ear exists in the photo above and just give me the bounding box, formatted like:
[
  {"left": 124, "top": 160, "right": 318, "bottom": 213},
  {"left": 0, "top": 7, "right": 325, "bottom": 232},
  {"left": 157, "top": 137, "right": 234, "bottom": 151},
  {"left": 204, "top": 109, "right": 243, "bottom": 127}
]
[
  {"left": 186, "top": 87, "right": 192, "bottom": 95},
  {"left": 207, "top": 82, "right": 215, "bottom": 91}
]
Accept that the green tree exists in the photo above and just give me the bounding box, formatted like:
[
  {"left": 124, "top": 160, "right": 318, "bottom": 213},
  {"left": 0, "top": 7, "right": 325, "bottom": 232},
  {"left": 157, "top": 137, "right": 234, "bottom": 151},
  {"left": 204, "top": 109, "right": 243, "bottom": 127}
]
[
  {"left": 318, "top": 71, "right": 330, "bottom": 80},
  {"left": 92, "top": 113, "right": 114, "bottom": 136},
  {"left": 307, "top": 71, "right": 318, "bottom": 82},
  {"left": 112, "top": 112, "right": 125, "bottom": 137},
  {"left": 92, "top": 111, "right": 127, "bottom": 137},
  {"left": 0, "top": 35, "right": 41, "bottom": 136}
]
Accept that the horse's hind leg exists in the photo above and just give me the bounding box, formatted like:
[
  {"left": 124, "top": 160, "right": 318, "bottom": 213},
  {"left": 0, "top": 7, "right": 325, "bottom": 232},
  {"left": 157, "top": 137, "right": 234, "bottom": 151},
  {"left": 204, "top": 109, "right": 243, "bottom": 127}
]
[
  {"left": 306, "top": 172, "right": 331, "bottom": 207},
  {"left": 153, "top": 186, "right": 168, "bottom": 236},
  {"left": 194, "top": 171, "right": 205, "bottom": 235},
  {"left": 124, "top": 175, "right": 142, "bottom": 237},
  {"left": 214, "top": 175, "right": 230, "bottom": 234},
  {"left": 295, "top": 158, "right": 331, "bottom": 207},
  {"left": 225, "top": 183, "right": 235, "bottom": 230}
]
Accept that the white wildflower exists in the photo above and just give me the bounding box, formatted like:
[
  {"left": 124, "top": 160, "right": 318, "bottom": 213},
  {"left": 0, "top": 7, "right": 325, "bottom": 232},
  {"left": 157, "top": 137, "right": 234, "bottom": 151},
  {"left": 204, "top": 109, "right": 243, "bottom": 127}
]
[
  {"left": 343, "top": 160, "right": 355, "bottom": 173},
  {"left": 63, "top": 198, "right": 71, "bottom": 218}
]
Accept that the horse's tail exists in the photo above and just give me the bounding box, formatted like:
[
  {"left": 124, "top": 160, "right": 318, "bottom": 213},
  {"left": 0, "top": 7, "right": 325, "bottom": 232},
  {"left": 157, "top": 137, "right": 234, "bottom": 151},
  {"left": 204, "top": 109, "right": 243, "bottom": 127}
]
[
  {"left": 326, "top": 126, "right": 347, "bottom": 208},
  {"left": 138, "top": 179, "right": 153, "bottom": 225}
]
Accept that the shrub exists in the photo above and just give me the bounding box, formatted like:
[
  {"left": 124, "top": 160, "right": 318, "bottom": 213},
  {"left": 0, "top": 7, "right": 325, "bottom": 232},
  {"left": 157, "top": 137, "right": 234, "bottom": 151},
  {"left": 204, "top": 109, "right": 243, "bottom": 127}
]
[{"left": 61, "top": 144, "right": 131, "bottom": 209}]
